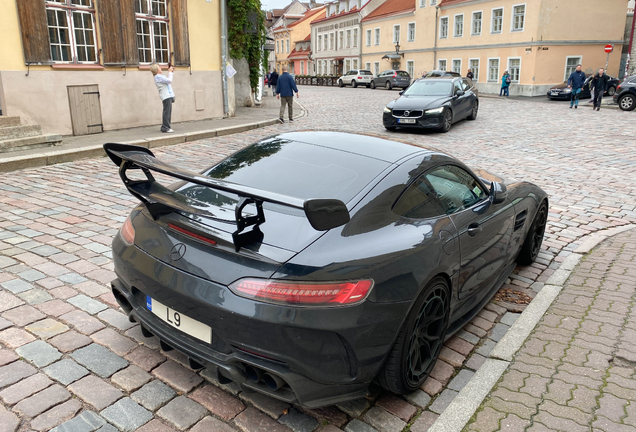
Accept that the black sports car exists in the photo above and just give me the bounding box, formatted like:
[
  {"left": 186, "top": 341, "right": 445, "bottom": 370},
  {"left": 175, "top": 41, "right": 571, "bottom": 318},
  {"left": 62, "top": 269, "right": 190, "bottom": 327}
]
[
  {"left": 383, "top": 77, "right": 479, "bottom": 133},
  {"left": 546, "top": 74, "right": 619, "bottom": 100},
  {"left": 105, "top": 132, "right": 548, "bottom": 408}
]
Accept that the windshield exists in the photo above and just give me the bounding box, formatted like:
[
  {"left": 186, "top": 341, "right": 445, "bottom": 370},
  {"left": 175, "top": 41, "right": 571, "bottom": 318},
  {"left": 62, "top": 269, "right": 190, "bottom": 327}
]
[{"left": 403, "top": 80, "right": 452, "bottom": 97}]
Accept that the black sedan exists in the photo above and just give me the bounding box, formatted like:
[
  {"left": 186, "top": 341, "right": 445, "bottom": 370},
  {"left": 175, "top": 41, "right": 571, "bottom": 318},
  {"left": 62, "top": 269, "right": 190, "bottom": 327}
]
[
  {"left": 546, "top": 74, "right": 619, "bottom": 100},
  {"left": 613, "top": 75, "right": 636, "bottom": 111},
  {"left": 104, "top": 132, "right": 548, "bottom": 408},
  {"left": 383, "top": 76, "right": 478, "bottom": 133}
]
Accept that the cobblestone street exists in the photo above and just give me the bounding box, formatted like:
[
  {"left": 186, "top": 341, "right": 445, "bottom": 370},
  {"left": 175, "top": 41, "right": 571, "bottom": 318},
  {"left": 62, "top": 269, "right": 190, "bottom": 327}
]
[{"left": 1, "top": 85, "right": 636, "bottom": 432}]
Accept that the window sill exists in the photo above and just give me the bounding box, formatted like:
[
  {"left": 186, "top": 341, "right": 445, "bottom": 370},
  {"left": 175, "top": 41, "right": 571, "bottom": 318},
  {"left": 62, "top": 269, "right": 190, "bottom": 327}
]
[{"left": 51, "top": 64, "right": 105, "bottom": 70}]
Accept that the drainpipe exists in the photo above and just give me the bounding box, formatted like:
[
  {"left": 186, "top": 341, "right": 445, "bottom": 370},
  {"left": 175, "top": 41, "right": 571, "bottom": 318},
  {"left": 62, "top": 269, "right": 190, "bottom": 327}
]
[
  {"left": 220, "top": 0, "right": 229, "bottom": 116},
  {"left": 433, "top": 6, "right": 439, "bottom": 70},
  {"left": 627, "top": 10, "right": 636, "bottom": 78}
]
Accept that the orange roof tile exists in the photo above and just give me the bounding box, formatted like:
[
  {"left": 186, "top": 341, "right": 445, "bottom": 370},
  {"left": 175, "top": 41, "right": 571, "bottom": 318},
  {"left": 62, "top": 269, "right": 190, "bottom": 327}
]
[
  {"left": 361, "top": 0, "right": 415, "bottom": 22},
  {"left": 288, "top": 6, "right": 327, "bottom": 27}
]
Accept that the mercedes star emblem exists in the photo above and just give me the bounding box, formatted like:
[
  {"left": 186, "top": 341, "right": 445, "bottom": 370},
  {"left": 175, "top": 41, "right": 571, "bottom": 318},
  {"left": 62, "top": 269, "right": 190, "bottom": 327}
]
[
  {"left": 404, "top": 110, "right": 410, "bottom": 117},
  {"left": 170, "top": 243, "right": 187, "bottom": 261}
]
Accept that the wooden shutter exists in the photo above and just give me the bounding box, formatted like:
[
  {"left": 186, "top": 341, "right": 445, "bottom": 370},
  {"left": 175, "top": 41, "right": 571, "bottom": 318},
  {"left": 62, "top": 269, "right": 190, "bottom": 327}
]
[
  {"left": 171, "top": 0, "right": 190, "bottom": 66},
  {"left": 16, "top": 0, "right": 52, "bottom": 64},
  {"left": 98, "top": 0, "right": 125, "bottom": 65},
  {"left": 120, "top": 0, "right": 139, "bottom": 65}
]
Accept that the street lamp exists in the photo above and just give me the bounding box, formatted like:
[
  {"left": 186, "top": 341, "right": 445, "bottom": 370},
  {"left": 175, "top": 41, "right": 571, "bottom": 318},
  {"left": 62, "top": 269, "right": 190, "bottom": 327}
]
[{"left": 395, "top": 42, "right": 401, "bottom": 55}]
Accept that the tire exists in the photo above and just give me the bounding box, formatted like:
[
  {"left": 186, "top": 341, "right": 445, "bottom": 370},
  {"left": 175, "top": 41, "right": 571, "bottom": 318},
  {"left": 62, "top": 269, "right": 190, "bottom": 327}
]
[
  {"left": 517, "top": 201, "right": 548, "bottom": 265},
  {"left": 467, "top": 101, "right": 479, "bottom": 120},
  {"left": 385, "top": 81, "right": 393, "bottom": 90},
  {"left": 618, "top": 94, "right": 636, "bottom": 111},
  {"left": 439, "top": 109, "right": 452, "bottom": 133},
  {"left": 370, "top": 81, "right": 376, "bottom": 89},
  {"left": 338, "top": 80, "right": 344, "bottom": 88},
  {"left": 378, "top": 276, "right": 450, "bottom": 394},
  {"left": 607, "top": 86, "right": 616, "bottom": 96},
  {"left": 352, "top": 80, "right": 357, "bottom": 88}
]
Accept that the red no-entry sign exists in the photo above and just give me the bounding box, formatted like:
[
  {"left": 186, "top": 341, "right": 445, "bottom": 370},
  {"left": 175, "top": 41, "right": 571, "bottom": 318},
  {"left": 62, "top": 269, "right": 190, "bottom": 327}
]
[{"left": 604, "top": 44, "right": 614, "bottom": 53}]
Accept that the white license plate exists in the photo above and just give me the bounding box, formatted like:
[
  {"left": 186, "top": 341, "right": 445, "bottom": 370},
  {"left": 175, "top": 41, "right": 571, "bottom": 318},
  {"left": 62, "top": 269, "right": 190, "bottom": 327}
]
[
  {"left": 146, "top": 296, "right": 212, "bottom": 343},
  {"left": 551, "top": 91, "right": 559, "bottom": 95},
  {"left": 398, "top": 119, "right": 416, "bottom": 124}
]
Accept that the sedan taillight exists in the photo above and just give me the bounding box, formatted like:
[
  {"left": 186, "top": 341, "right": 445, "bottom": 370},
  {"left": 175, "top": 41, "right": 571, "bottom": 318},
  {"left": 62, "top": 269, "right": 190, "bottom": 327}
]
[
  {"left": 120, "top": 215, "right": 135, "bottom": 246},
  {"left": 229, "top": 278, "right": 374, "bottom": 307}
]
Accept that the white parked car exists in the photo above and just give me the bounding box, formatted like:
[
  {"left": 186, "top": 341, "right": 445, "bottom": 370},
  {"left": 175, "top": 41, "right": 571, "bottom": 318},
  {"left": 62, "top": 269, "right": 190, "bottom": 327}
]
[{"left": 338, "top": 70, "right": 374, "bottom": 88}]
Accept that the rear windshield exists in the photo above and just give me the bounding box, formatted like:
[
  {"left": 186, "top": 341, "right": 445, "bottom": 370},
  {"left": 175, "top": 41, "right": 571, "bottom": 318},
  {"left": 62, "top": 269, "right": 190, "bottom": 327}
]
[
  {"left": 404, "top": 80, "right": 452, "bottom": 96},
  {"left": 360, "top": 70, "right": 373, "bottom": 75},
  {"left": 177, "top": 138, "right": 389, "bottom": 213},
  {"left": 397, "top": 71, "right": 410, "bottom": 77}
]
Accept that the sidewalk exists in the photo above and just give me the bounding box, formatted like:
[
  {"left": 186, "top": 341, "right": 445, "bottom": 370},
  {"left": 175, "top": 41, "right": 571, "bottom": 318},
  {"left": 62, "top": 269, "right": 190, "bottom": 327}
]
[
  {"left": 0, "top": 96, "right": 287, "bottom": 173},
  {"left": 463, "top": 228, "right": 636, "bottom": 431}
]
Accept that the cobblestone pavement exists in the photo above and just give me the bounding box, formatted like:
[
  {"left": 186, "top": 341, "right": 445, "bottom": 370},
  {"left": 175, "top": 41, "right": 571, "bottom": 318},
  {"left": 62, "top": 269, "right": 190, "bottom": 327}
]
[
  {"left": 466, "top": 228, "right": 636, "bottom": 432},
  {"left": 0, "top": 86, "right": 635, "bottom": 432}
]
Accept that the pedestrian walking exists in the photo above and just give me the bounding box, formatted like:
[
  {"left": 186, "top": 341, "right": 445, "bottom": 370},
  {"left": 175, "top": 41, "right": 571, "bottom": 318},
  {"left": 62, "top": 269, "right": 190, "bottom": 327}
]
[
  {"left": 466, "top": 69, "right": 474, "bottom": 80},
  {"left": 591, "top": 68, "right": 609, "bottom": 111},
  {"left": 566, "top": 64, "right": 586, "bottom": 109},
  {"left": 275, "top": 66, "right": 299, "bottom": 123},
  {"left": 500, "top": 70, "right": 511, "bottom": 97},
  {"left": 269, "top": 70, "right": 279, "bottom": 97},
  {"left": 149, "top": 64, "right": 175, "bottom": 133}
]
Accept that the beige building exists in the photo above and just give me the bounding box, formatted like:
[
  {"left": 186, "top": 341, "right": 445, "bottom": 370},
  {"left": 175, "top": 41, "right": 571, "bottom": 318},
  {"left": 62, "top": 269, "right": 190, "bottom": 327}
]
[
  {"left": 0, "top": 0, "right": 225, "bottom": 137},
  {"left": 362, "top": 0, "right": 629, "bottom": 95}
]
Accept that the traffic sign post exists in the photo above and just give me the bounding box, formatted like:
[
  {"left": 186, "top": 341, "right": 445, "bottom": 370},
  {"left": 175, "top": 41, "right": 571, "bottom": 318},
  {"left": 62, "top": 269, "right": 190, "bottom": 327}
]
[{"left": 605, "top": 44, "right": 613, "bottom": 71}]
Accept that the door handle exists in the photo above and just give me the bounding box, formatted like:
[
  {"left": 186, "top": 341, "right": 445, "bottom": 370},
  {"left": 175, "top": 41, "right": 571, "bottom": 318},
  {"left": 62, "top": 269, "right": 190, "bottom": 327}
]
[{"left": 467, "top": 224, "right": 482, "bottom": 237}]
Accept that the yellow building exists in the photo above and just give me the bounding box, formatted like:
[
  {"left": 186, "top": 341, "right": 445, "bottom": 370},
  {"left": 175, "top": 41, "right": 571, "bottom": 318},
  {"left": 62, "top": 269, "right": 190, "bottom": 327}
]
[
  {"left": 0, "top": 0, "right": 224, "bottom": 136},
  {"left": 273, "top": 6, "right": 326, "bottom": 74},
  {"left": 362, "top": 0, "right": 628, "bottom": 95}
]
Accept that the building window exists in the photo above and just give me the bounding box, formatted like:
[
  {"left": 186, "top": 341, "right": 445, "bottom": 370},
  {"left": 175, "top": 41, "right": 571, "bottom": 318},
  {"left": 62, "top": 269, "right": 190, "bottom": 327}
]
[
  {"left": 452, "top": 59, "right": 461, "bottom": 74},
  {"left": 300, "top": 61, "right": 304, "bottom": 74},
  {"left": 374, "top": 62, "right": 380, "bottom": 75},
  {"left": 438, "top": 59, "right": 447, "bottom": 71},
  {"left": 492, "top": 8, "right": 503, "bottom": 33},
  {"left": 323, "top": 34, "right": 328, "bottom": 51},
  {"left": 345, "top": 59, "right": 350, "bottom": 72},
  {"left": 135, "top": 0, "right": 170, "bottom": 64},
  {"left": 408, "top": 23, "right": 416, "bottom": 42},
  {"left": 374, "top": 28, "right": 380, "bottom": 45},
  {"left": 339, "top": 31, "right": 344, "bottom": 48},
  {"left": 336, "top": 3, "right": 340, "bottom": 13},
  {"left": 508, "top": 58, "right": 521, "bottom": 81},
  {"left": 469, "top": 58, "right": 480, "bottom": 81},
  {"left": 353, "top": 59, "right": 358, "bottom": 69},
  {"left": 420, "top": 0, "right": 426, "bottom": 7},
  {"left": 564, "top": 56, "right": 582, "bottom": 81},
  {"left": 454, "top": 14, "right": 463, "bottom": 37},
  {"left": 353, "top": 29, "right": 358, "bottom": 47},
  {"left": 286, "top": 39, "right": 290, "bottom": 53},
  {"left": 346, "top": 30, "right": 351, "bottom": 48},
  {"left": 393, "top": 25, "right": 400, "bottom": 43},
  {"left": 276, "top": 40, "right": 280, "bottom": 53},
  {"left": 430, "top": 0, "right": 437, "bottom": 4},
  {"left": 512, "top": 5, "right": 525, "bottom": 31},
  {"left": 330, "top": 33, "right": 334, "bottom": 50},
  {"left": 488, "top": 58, "right": 500, "bottom": 81},
  {"left": 366, "top": 29, "right": 372, "bottom": 46},
  {"left": 45, "top": 1, "right": 98, "bottom": 63},
  {"left": 365, "top": 62, "right": 371, "bottom": 70},
  {"left": 440, "top": 17, "right": 448, "bottom": 38},
  {"left": 407, "top": 60, "right": 414, "bottom": 78},
  {"left": 317, "top": 35, "right": 322, "bottom": 51},
  {"left": 472, "top": 11, "right": 482, "bottom": 35}
]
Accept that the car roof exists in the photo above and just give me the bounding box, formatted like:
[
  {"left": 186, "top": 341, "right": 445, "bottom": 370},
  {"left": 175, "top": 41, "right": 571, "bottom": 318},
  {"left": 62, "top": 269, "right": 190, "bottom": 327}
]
[
  {"left": 417, "top": 76, "right": 458, "bottom": 81},
  {"left": 276, "top": 131, "right": 430, "bottom": 163}
]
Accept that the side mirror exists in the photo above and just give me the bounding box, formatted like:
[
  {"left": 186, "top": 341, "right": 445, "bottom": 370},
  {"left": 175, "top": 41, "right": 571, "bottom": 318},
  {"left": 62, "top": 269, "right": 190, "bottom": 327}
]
[
  {"left": 490, "top": 182, "right": 508, "bottom": 205},
  {"left": 398, "top": 90, "right": 404, "bottom": 95},
  {"left": 456, "top": 90, "right": 465, "bottom": 97}
]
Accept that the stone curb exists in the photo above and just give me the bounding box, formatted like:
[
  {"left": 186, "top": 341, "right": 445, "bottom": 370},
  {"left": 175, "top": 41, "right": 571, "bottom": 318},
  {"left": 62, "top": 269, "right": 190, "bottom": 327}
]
[
  {"left": 0, "top": 119, "right": 281, "bottom": 173},
  {"left": 428, "top": 224, "right": 636, "bottom": 432}
]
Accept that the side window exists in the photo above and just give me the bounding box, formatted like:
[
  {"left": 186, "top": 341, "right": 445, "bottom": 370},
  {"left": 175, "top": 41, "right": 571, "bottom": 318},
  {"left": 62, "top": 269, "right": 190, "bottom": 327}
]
[
  {"left": 462, "top": 78, "right": 472, "bottom": 90},
  {"left": 454, "top": 80, "right": 463, "bottom": 94},
  {"left": 425, "top": 165, "right": 487, "bottom": 215},
  {"left": 393, "top": 176, "right": 447, "bottom": 219}
]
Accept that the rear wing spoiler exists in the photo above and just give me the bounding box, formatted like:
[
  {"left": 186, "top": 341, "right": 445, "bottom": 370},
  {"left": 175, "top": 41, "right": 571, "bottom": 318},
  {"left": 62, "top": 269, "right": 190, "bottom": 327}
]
[{"left": 103, "top": 144, "right": 350, "bottom": 251}]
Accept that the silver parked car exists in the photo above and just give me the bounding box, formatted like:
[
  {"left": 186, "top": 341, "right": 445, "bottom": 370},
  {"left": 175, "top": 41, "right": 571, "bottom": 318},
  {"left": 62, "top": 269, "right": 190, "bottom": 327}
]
[{"left": 338, "top": 70, "right": 374, "bottom": 88}]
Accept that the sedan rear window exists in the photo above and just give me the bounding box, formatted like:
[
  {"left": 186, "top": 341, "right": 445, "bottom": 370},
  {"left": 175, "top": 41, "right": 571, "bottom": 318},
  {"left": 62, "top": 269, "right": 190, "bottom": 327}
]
[
  {"left": 403, "top": 81, "right": 452, "bottom": 97},
  {"left": 397, "top": 71, "right": 410, "bottom": 77},
  {"left": 184, "top": 139, "right": 389, "bottom": 206}
]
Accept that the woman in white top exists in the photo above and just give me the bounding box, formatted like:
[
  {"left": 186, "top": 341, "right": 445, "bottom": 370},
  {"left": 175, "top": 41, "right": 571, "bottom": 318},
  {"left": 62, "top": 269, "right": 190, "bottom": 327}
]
[{"left": 149, "top": 64, "right": 175, "bottom": 133}]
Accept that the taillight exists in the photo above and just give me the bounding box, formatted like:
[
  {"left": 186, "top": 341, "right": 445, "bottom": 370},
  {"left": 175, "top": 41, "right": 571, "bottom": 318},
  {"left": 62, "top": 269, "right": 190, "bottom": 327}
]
[
  {"left": 120, "top": 215, "right": 135, "bottom": 245},
  {"left": 229, "top": 279, "right": 374, "bottom": 307},
  {"left": 168, "top": 223, "right": 217, "bottom": 246},
  {"left": 393, "top": 71, "right": 397, "bottom": 77},
  {"left": 617, "top": 85, "right": 622, "bottom": 91},
  {"left": 358, "top": 76, "right": 362, "bottom": 79}
]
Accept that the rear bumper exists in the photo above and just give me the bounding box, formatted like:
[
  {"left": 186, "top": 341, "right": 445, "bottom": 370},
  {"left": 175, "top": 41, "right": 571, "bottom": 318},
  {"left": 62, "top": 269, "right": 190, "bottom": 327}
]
[{"left": 111, "top": 235, "right": 408, "bottom": 407}]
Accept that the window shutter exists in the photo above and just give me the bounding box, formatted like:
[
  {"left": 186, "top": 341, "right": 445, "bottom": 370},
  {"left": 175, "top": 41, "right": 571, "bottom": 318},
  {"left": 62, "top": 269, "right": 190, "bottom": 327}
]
[
  {"left": 171, "top": 0, "right": 190, "bottom": 66},
  {"left": 98, "top": 0, "right": 125, "bottom": 65},
  {"left": 120, "top": 0, "right": 139, "bottom": 65},
  {"left": 16, "top": 0, "right": 52, "bottom": 64}
]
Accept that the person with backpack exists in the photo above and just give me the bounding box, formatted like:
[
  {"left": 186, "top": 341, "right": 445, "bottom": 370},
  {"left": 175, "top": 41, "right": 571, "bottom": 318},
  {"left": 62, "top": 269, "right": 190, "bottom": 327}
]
[
  {"left": 567, "top": 64, "right": 586, "bottom": 109},
  {"left": 500, "top": 71, "right": 511, "bottom": 97},
  {"left": 269, "top": 70, "right": 279, "bottom": 97},
  {"left": 591, "top": 68, "right": 609, "bottom": 111}
]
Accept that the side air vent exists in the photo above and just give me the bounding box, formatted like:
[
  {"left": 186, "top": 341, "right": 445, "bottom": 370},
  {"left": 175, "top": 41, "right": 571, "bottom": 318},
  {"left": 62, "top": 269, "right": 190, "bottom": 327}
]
[{"left": 514, "top": 210, "right": 528, "bottom": 232}]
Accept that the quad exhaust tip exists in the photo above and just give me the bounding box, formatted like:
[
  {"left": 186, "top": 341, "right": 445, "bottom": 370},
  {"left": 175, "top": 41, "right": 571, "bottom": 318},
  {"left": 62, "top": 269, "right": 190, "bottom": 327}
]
[{"left": 243, "top": 363, "right": 288, "bottom": 391}]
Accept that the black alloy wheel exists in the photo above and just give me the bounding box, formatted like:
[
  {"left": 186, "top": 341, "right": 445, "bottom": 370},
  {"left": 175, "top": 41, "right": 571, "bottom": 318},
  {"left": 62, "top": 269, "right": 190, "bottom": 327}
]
[
  {"left": 352, "top": 80, "right": 357, "bottom": 88},
  {"left": 338, "top": 80, "right": 344, "bottom": 88},
  {"left": 385, "top": 81, "right": 392, "bottom": 90},
  {"left": 370, "top": 81, "right": 376, "bottom": 89},
  {"left": 378, "top": 277, "right": 450, "bottom": 394},
  {"left": 607, "top": 86, "right": 616, "bottom": 96},
  {"left": 619, "top": 94, "right": 636, "bottom": 111},
  {"left": 467, "top": 101, "right": 479, "bottom": 120},
  {"left": 518, "top": 201, "right": 548, "bottom": 265},
  {"left": 440, "top": 109, "right": 452, "bottom": 133}
]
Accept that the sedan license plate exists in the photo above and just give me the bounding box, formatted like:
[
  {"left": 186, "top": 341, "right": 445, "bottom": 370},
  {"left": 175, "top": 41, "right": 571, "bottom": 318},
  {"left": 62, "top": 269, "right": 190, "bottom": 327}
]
[
  {"left": 146, "top": 296, "right": 212, "bottom": 343},
  {"left": 398, "top": 119, "right": 416, "bottom": 124},
  {"left": 551, "top": 90, "right": 560, "bottom": 95}
]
